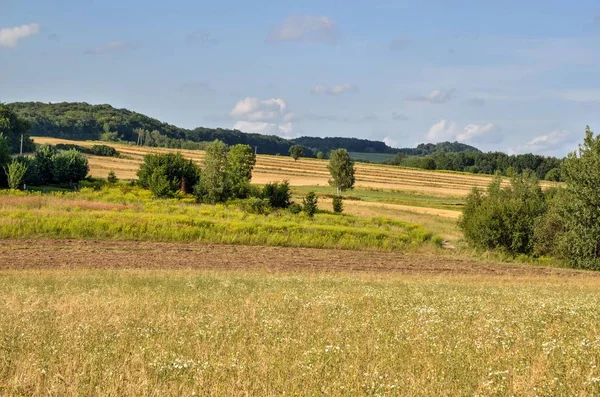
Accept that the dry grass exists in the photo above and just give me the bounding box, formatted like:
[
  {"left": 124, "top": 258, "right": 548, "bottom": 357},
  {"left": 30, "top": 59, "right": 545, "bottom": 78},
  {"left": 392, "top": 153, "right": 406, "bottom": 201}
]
[{"left": 2, "top": 268, "right": 600, "bottom": 396}]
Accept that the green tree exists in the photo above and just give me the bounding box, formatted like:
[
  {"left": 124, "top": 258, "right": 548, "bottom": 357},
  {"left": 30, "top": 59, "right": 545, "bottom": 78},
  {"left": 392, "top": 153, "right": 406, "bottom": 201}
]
[
  {"left": 558, "top": 126, "right": 600, "bottom": 269},
  {"left": 544, "top": 168, "right": 561, "bottom": 182},
  {"left": 137, "top": 152, "right": 200, "bottom": 197},
  {"left": 0, "top": 104, "right": 34, "bottom": 153},
  {"left": 262, "top": 181, "right": 291, "bottom": 208},
  {"left": 332, "top": 195, "right": 344, "bottom": 213},
  {"left": 327, "top": 149, "right": 356, "bottom": 195},
  {"left": 227, "top": 144, "right": 256, "bottom": 199},
  {"left": 3, "top": 159, "right": 28, "bottom": 189},
  {"left": 51, "top": 150, "right": 89, "bottom": 185},
  {"left": 33, "top": 144, "right": 58, "bottom": 184},
  {"left": 302, "top": 191, "right": 318, "bottom": 218},
  {"left": 196, "top": 140, "right": 229, "bottom": 203},
  {"left": 316, "top": 151, "right": 324, "bottom": 160},
  {"left": 107, "top": 169, "right": 118, "bottom": 184},
  {"left": 289, "top": 145, "right": 304, "bottom": 161},
  {"left": 0, "top": 135, "right": 10, "bottom": 183},
  {"left": 4, "top": 160, "right": 27, "bottom": 189},
  {"left": 458, "top": 172, "right": 547, "bottom": 255}
]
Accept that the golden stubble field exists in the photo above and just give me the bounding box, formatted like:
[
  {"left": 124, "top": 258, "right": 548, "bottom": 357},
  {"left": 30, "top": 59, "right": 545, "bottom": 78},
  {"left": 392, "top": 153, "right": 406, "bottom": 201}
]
[{"left": 33, "top": 137, "right": 527, "bottom": 198}]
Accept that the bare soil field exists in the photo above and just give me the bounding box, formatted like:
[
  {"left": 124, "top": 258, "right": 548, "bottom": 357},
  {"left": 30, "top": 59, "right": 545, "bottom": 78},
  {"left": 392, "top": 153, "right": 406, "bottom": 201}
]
[
  {"left": 0, "top": 239, "right": 589, "bottom": 277},
  {"left": 34, "top": 137, "right": 547, "bottom": 197}
]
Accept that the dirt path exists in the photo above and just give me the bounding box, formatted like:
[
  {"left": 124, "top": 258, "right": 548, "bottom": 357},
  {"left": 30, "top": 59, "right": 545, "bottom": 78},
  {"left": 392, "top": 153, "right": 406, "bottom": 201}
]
[{"left": 0, "top": 240, "right": 592, "bottom": 277}]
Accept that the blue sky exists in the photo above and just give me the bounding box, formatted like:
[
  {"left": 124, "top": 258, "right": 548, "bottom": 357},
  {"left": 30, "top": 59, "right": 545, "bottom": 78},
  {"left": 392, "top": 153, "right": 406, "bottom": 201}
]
[{"left": 2, "top": 0, "right": 599, "bottom": 155}]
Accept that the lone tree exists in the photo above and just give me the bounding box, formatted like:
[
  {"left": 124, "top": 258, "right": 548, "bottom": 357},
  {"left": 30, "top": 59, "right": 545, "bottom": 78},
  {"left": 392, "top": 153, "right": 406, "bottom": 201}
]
[
  {"left": 302, "top": 191, "right": 318, "bottom": 218},
  {"left": 289, "top": 145, "right": 304, "bottom": 161},
  {"left": 327, "top": 149, "right": 355, "bottom": 195},
  {"left": 196, "top": 140, "right": 229, "bottom": 203},
  {"left": 227, "top": 144, "right": 256, "bottom": 199},
  {"left": 4, "top": 159, "right": 28, "bottom": 189}
]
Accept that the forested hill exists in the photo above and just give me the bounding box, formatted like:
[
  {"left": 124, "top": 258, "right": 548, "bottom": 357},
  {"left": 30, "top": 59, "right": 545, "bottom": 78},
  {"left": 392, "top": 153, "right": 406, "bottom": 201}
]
[{"left": 7, "top": 101, "right": 481, "bottom": 156}]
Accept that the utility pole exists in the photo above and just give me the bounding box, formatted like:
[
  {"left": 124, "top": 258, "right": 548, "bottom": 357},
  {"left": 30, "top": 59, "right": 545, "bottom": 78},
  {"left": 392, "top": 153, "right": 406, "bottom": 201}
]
[
  {"left": 20, "top": 134, "right": 23, "bottom": 155},
  {"left": 254, "top": 146, "right": 258, "bottom": 155}
]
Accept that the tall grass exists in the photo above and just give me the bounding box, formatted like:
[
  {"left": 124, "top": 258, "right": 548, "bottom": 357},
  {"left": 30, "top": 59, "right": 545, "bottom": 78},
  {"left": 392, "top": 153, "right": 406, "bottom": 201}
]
[
  {"left": 1, "top": 270, "right": 600, "bottom": 395},
  {"left": 0, "top": 187, "right": 436, "bottom": 251}
]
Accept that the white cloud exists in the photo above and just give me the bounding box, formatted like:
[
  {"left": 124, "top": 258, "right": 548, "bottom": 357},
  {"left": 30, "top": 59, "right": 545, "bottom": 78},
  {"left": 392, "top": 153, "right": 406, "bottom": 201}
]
[
  {"left": 231, "top": 97, "right": 295, "bottom": 138},
  {"left": 427, "top": 120, "right": 500, "bottom": 143},
  {"left": 312, "top": 84, "right": 357, "bottom": 96},
  {"left": 408, "top": 89, "right": 456, "bottom": 104},
  {"left": 268, "top": 15, "right": 339, "bottom": 43},
  {"left": 383, "top": 136, "right": 400, "bottom": 148},
  {"left": 427, "top": 120, "right": 459, "bottom": 141},
  {"left": 457, "top": 123, "right": 496, "bottom": 141},
  {"left": 230, "top": 97, "right": 287, "bottom": 121},
  {"left": 514, "top": 130, "right": 571, "bottom": 154},
  {"left": 0, "top": 23, "right": 40, "bottom": 48},
  {"left": 85, "top": 41, "right": 140, "bottom": 55}
]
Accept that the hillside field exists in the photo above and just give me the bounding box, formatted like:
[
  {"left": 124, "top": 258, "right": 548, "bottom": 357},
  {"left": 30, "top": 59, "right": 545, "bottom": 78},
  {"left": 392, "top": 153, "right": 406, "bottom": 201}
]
[
  {"left": 33, "top": 137, "right": 531, "bottom": 197},
  {"left": 0, "top": 137, "right": 589, "bottom": 396}
]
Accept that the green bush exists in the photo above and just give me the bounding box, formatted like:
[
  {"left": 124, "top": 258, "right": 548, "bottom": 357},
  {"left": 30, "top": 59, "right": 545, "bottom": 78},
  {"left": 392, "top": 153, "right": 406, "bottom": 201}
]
[
  {"left": 302, "top": 192, "right": 318, "bottom": 218},
  {"left": 239, "top": 197, "right": 271, "bottom": 215},
  {"left": 263, "top": 181, "right": 291, "bottom": 209},
  {"left": 32, "top": 144, "right": 57, "bottom": 185},
  {"left": 288, "top": 203, "right": 302, "bottom": 214},
  {"left": 51, "top": 150, "right": 89, "bottom": 185},
  {"left": 137, "top": 152, "right": 200, "bottom": 197},
  {"left": 107, "top": 170, "right": 118, "bottom": 184},
  {"left": 458, "top": 172, "right": 547, "bottom": 255},
  {"left": 3, "top": 159, "right": 28, "bottom": 189},
  {"left": 332, "top": 196, "right": 344, "bottom": 213},
  {"left": 556, "top": 126, "right": 600, "bottom": 269}
]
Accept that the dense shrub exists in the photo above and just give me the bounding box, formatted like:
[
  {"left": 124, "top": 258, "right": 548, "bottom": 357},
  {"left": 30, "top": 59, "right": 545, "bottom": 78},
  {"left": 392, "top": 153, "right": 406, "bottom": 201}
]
[
  {"left": 32, "top": 144, "right": 57, "bottom": 185},
  {"left": 107, "top": 170, "right": 118, "bottom": 184},
  {"left": 263, "top": 181, "right": 291, "bottom": 209},
  {"left": 239, "top": 197, "right": 271, "bottom": 214},
  {"left": 51, "top": 150, "right": 89, "bottom": 185},
  {"left": 137, "top": 152, "right": 200, "bottom": 197},
  {"left": 459, "top": 172, "right": 547, "bottom": 255},
  {"left": 556, "top": 126, "right": 600, "bottom": 269},
  {"left": 302, "top": 192, "right": 318, "bottom": 218},
  {"left": 288, "top": 203, "right": 302, "bottom": 214},
  {"left": 3, "top": 159, "right": 28, "bottom": 189},
  {"left": 332, "top": 196, "right": 344, "bottom": 213}
]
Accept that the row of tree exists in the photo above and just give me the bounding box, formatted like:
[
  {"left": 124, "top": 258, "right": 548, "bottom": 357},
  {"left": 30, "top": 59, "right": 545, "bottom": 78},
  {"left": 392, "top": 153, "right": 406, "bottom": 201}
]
[
  {"left": 386, "top": 150, "right": 563, "bottom": 181},
  {"left": 0, "top": 140, "right": 89, "bottom": 189},
  {"left": 460, "top": 126, "right": 600, "bottom": 269},
  {"left": 136, "top": 140, "right": 356, "bottom": 214},
  {"left": 7, "top": 102, "right": 485, "bottom": 159}
]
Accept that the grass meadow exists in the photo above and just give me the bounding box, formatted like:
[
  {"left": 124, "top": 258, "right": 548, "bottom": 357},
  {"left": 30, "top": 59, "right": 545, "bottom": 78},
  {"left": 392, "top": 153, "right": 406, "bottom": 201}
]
[
  {"left": 2, "top": 270, "right": 600, "bottom": 396},
  {"left": 0, "top": 187, "right": 438, "bottom": 251}
]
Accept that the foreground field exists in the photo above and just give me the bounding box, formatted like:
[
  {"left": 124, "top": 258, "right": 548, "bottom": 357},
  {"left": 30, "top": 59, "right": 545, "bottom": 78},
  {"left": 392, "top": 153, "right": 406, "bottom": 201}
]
[{"left": 0, "top": 246, "right": 598, "bottom": 396}]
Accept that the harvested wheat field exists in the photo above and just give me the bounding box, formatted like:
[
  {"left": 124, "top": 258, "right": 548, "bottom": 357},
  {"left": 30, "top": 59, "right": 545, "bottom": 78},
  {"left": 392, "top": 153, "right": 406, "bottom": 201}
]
[{"left": 34, "top": 137, "right": 538, "bottom": 197}]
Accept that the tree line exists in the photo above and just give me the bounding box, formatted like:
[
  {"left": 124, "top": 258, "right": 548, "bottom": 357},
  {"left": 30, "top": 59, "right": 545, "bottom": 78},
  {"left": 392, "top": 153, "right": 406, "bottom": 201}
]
[
  {"left": 385, "top": 150, "right": 563, "bottom": 181},
  {"left": 6, "top": 102, "right": 483, "bottom": 159},
  {"left": 460, "top": 126, "right": 600, "bottom": 269}
]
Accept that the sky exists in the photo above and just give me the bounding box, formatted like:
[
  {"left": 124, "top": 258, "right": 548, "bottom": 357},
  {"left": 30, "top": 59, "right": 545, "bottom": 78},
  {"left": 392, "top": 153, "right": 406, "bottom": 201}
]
[{"left": 1, "top": 0, "right": 600, "bottom": 156}]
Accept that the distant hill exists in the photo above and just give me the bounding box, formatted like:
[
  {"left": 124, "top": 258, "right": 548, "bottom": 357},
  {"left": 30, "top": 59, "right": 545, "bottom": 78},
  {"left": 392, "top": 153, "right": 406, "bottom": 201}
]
[{"left": 7, "top": 102, "right": 482, "bottom": 157}]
